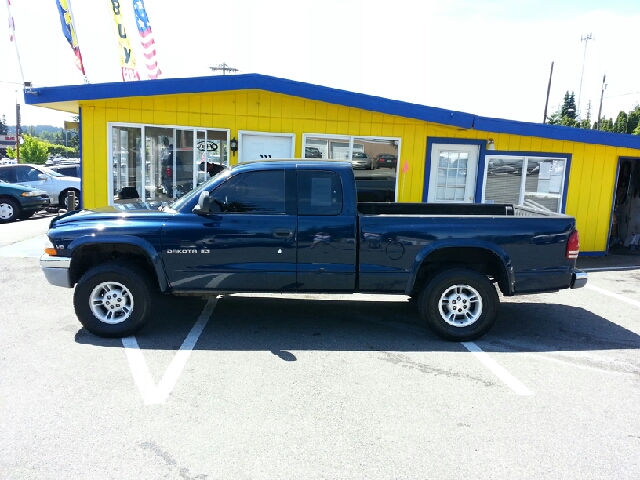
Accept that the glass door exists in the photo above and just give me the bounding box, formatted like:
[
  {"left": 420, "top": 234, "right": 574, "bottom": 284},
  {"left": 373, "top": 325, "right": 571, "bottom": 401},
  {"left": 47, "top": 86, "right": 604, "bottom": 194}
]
[
  {"left": 111, "top": 126, "right": 143, "bottom": 203},
  {"left": 428, "top": 144, "right": 479, "bottom": 203}
]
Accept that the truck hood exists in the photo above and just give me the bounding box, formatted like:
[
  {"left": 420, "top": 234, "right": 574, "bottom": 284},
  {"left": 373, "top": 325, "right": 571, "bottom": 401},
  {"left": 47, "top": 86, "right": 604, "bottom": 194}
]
[{"left": 50, "top": 201, "right": 175, "bottom": 227}]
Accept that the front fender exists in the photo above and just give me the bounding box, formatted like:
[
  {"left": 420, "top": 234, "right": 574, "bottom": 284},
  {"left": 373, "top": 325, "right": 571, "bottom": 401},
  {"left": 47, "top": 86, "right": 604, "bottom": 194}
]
[
  {"left": 404, "top": 239, "right": 514, "bottom": 295},
  {"left": 67, "top": 234, "right": 169, "bottom": 292}
]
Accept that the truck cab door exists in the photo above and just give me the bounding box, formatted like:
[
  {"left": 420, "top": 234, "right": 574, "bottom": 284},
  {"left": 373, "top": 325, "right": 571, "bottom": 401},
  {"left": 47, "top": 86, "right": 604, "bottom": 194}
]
[
  {"left": 160, "top": 169, "right": 297, "bottom": 292},
  {"left": 296, "top": 169, "right": 357, "bottom": 291}
]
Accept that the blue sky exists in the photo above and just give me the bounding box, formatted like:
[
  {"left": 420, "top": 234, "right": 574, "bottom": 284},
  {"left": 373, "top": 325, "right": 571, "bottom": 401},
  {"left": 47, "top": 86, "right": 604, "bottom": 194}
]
[{"left": 2, "top": 0, "right": 639, "bottom": 129}]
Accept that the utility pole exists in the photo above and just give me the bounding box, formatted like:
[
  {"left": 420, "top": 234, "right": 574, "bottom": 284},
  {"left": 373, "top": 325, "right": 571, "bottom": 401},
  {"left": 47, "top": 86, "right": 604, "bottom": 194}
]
[
  {"left": 209, "top": 63, "right": 238, "bottom": 75},
  {"left": 543, "top": 61, "right": 554, "bottom": 123},
  {"left": 578, "top": 33, "right": 593, "bottom": 119},
  {"left": 15, "top": 103, "right": 20, "bottom": 163},
  {"left": 597, "top": 74, "right": 607, "bottom": 130}
]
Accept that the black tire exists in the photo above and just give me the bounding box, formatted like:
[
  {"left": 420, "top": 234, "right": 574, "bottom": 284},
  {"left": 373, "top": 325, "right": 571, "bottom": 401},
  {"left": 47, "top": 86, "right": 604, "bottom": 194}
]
[
  {"left": 73, "top": 262, "right": 154, "bottom": 338},
  {"left": 0, "top": 198, "right": 20, "bottom": 224},
  {"left": 418, "top": 268, "right": 499, "bottom": 341},
  {"left": 59, "top": 189, "right": 81, "bottom": 210},
  {"left": 20, "top": 209, "right": 37, "bottom": 220}
]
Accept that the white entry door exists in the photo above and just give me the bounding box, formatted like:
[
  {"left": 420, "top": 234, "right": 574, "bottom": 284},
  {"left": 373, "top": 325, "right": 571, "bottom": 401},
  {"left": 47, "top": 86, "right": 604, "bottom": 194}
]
[
  {"left": 239, "top": 132, "right": 295, "bottom": 162},
  {"left": 427, "top": 143, "right": 479, "bottom": 203}
]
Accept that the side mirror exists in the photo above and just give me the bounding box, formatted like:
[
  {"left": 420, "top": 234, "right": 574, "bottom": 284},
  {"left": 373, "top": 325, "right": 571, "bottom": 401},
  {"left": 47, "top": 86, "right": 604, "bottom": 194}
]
[
  {"left": 194, "top": 191, "right": 211, "bottom": 214},
  {"left": 38, "top": 174, "right": 48, "bottom": 180}
]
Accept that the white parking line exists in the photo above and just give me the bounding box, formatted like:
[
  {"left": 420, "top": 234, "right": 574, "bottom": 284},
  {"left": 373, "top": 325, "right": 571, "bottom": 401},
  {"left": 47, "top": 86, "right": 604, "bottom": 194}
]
[
  {"left": 461, "top": 341, "right": 533, "bottom": 396},
  {"left": 122, "top": 298, "right": 217, "bottom": 405},
  {"left": 585, "top": 284, "right": 640, "bottom": 307}
]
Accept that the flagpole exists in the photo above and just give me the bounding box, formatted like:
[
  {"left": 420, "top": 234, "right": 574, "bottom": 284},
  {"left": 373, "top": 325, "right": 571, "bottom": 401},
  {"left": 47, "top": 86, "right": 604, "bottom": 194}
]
[
  {"left": 5, "top": 0, "right": 25, "bottom": 83},
  {"left": 65, "top": 0, "right": 89, "bottom": 83}
]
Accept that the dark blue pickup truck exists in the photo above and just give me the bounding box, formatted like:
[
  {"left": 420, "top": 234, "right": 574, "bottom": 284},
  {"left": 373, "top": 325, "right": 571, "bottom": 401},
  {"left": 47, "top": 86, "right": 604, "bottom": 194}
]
[{"left": 40, "top": 160, "right": 587, "bottom": 341}]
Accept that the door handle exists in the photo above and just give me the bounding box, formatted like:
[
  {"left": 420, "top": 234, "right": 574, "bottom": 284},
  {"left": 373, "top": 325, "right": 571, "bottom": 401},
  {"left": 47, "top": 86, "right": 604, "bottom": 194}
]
[{"left": 273, "top": 228, "right": 294, "bottom": 238}]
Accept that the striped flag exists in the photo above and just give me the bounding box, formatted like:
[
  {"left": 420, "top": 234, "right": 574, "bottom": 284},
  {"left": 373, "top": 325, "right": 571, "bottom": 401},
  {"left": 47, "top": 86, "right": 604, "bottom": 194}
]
[
  {"left": 5, "top": 0, "right": 24, "bottom": 81},
  {"left": 6, "top": 0, "right": 15, "bottom": 42},
  {"left": 132, "top": 0, "right": 162, "bottom": 79},
  {"left": 55, "top": 0, "right": 86, "bottom": 75}
]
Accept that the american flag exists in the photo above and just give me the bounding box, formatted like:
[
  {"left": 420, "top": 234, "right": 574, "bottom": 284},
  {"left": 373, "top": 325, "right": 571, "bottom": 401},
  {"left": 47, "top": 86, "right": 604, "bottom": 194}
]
[{"left": 132, "top": 0, "right": 162, "bottom": 79}]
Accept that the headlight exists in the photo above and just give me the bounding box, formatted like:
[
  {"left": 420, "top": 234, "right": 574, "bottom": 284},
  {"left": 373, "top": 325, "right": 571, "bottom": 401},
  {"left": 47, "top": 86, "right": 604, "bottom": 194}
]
[
  {"left": 21, "top": 191, "right": 46, "bottom": 197},
  {"left": 44, "top": 237, "right": 57, "bottom": 256}
]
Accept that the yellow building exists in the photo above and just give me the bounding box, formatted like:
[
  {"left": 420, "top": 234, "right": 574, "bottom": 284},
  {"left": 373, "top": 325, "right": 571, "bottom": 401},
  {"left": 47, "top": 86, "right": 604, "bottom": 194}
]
[{"left": 25, "top": 74, "right": 640, "bottom": 255}]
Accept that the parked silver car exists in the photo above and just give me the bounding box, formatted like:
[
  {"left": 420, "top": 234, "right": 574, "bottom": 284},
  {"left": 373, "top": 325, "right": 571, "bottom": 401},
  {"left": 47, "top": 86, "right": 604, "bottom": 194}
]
[
  {"left": 0, "top": 163, "right": 81, "bottom": 209},
  {"left": 350, "top": 152, "right": 376, "bottom": 170}
]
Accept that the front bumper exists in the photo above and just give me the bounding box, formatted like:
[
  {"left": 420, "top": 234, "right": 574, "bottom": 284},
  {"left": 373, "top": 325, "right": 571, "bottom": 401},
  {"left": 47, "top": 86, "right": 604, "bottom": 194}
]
[
  {"left": 571, "top": 270, "right": 588, "bottom": 289},
  {"left": 40, "top": 254, "right": 73, "bottom": 288},
  {"left": 21, "top": 196, "right": 50, "bottom": 210}
]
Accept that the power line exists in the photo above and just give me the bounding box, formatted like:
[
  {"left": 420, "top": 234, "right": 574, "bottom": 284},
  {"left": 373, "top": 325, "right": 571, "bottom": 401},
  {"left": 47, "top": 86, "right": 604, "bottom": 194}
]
[{"left": 604, "top": 90, "right": 640, "bottom": 99}]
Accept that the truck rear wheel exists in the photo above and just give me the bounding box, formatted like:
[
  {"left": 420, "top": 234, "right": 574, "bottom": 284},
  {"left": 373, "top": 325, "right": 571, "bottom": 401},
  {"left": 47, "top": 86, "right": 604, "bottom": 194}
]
[
  {"left": 418, "top": 268, "right": 499, "bottom": 341},
  {"left": 74, "top": 262, "right": 153, "bottom": 338}
]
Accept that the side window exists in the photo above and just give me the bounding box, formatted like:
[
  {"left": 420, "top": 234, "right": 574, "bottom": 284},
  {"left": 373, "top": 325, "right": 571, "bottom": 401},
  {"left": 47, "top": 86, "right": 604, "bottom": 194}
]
[
  {"left": 14, "top": 166, "right": 33, "bottom": 182},
  {"left": 210, "top": 170, "right": 285, "bottom": 214},
  {"left": 0, "top": 167, "right": 16, "bottom": 183},
  {"left": 298, "top": 170, "right": 343, "bottom": 215}
]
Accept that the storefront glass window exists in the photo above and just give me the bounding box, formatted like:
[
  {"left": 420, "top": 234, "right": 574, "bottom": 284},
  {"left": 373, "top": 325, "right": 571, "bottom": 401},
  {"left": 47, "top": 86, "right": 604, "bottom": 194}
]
[
  {"left": 303, "top": 135, "right": 399, "bottom": 202},
  {"left": 110, "top": 124, "right": 229, "bottom": 204},
  {"left": 484, "top": 155, "right": 567, "bottom": 212}
]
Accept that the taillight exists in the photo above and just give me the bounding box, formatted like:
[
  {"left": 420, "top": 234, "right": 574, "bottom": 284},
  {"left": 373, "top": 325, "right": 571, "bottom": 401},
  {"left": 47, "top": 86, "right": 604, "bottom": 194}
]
[
  {"left": 566, "top": 230, "right": 580, "bottom": 260},
  {"left": 165, "top": 167, "right": 172, "bottom": 176}
]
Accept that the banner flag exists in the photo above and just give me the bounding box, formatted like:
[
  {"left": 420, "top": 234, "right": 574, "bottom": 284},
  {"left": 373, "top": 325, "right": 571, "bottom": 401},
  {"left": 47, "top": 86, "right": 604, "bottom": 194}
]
[
  {"left": 5, "top": 0, "right": 25, "bottom": 81},
  {"left": 132, "top": 0, "right": 162, "bottom": 79},
  {"left": 108, "top": 0, "right": 140, "bottom": 81},
  {"left": 55, "top": 0, "right": 86, "bottom": 75}
]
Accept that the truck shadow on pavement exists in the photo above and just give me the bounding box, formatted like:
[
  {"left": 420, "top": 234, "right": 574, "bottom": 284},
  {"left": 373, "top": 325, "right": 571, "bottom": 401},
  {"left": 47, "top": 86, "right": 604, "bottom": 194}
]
[{"left": 75, "top": 293, "right": 640, "bottom": 354}]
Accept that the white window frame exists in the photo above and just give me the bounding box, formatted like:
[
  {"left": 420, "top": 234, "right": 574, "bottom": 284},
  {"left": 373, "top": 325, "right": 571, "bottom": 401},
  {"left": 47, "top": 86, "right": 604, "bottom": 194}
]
[
  {"left": 302, "top": 133, "right": 402, "bottom": 201},
  {"left": 107, "top": 122, "right": 230, "bottom": 205},
  {"left": 482, "top": 154, "right": 567, "bottom": 212}
]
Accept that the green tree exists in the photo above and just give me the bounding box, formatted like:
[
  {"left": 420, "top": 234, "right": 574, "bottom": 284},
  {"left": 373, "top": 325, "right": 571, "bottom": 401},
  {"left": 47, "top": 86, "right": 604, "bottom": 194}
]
[
  {"left": 561, "top": 91, "right": 577, "bottom": 120},
  {"left": 595, "top": 118, "right": 615, "bottom": 132},
  {"left": 578, "top": 117, "right": 591, "bottom": 129},
  {"left": 16, "top": 134, "right": 50, "bottom": 163},
  {"left": 48, "top": 143, "right": 75, "bottom": 157},
  {"left": 614, "top": 111, "right": 628, "bottom": 133},
  {"left": 547, "top": 91, "right": 578, "bottom": 125},
  {"left": 38, "top": 130, "right": 64, "bottom": 145},
  {"left": 626, "top": 104, "right": 640, "bottom": 134}
]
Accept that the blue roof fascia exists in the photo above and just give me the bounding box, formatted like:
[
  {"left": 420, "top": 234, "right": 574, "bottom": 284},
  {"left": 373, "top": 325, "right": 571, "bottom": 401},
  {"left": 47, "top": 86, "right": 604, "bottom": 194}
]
[
  {"left": 473, "top": 115, "right": 640, "bottom": 150},
  {"left": 24, "top": 73, "right": 640, "bottom": 150},
  {"left": 24, "top": 73, "right": 477, "bottom": 129}
]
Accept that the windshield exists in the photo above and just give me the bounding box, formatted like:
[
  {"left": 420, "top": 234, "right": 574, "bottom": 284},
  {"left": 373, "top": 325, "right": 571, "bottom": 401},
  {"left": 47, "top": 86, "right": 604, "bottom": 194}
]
[
  {"left": 169, "top": 169, "right": 231, "bottom": 212},
  {"left": 38, "top": 166, "right": 64, "bottom": 177}
]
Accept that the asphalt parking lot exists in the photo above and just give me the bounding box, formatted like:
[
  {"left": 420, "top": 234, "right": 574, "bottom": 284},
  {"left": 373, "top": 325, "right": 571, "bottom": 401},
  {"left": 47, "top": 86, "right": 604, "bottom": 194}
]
[{"left": 1, "top": 214, "right": 640, "bottom": 479}]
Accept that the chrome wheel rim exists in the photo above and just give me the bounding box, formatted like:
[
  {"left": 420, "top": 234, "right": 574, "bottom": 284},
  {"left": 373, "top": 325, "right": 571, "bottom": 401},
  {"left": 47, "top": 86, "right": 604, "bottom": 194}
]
[
  {"left": 0, "top": 202, "right": 14, "bottom": 220},
  {"left": 438, "top": 284, "right": 483, "bottom": 327},
  {"left": 89, "top": 281, "right": 134, "bottom": 324}
]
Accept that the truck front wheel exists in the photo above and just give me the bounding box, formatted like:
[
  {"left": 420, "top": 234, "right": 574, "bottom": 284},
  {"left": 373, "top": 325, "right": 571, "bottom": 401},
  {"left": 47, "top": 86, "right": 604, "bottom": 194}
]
[
  {"left": 418, "top": 268, "right": 499, "bottom": 341},
  {"left": 73, "top": 262, "right": 153, "bottom": 338}
]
